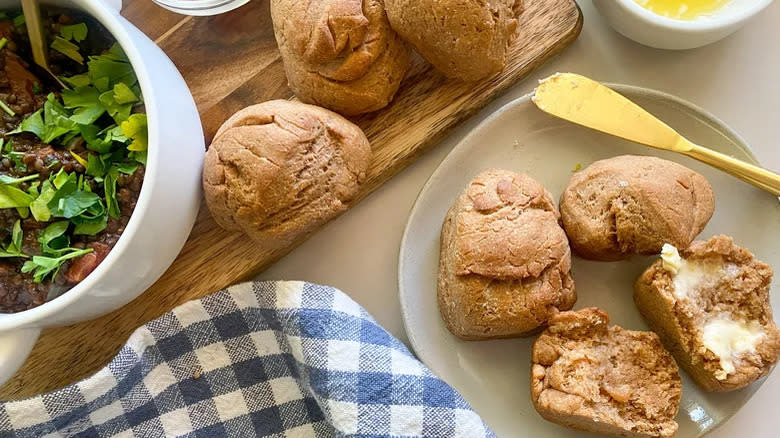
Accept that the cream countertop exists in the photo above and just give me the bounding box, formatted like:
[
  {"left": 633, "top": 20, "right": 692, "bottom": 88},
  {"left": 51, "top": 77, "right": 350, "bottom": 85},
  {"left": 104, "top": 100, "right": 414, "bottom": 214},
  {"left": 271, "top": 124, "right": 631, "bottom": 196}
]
[{"left": 259, "top": 1, "right": 780, "bottom": 436}]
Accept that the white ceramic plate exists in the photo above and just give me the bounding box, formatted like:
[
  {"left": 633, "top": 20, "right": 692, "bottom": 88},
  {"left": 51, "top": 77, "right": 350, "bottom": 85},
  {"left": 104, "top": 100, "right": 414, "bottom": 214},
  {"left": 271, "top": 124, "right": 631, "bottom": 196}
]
[{"left": 398, "top": 85, "right": 780, "bottom": 438}]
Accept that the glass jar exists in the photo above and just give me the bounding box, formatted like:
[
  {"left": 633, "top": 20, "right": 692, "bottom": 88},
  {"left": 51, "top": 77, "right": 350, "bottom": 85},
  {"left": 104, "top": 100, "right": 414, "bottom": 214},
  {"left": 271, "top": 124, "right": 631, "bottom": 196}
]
[{"left": 152, "top": 0, "right": 250, "bottom": 16}]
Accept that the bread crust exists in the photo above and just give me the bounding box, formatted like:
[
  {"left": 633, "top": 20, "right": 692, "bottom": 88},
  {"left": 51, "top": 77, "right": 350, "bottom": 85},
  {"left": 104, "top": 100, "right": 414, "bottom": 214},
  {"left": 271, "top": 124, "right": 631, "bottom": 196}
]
[
  {"left": 384, "top": 0, "right": 522, "bottom": 81},
  {"left": 634, "top": 235, "right": 780, "bottom": 392},
  {"left": 203, "top": 100, "right": 372, "bottom": 248},
  {"left": 271, "top": 0, "right": 410, "bottom": 115},
  {"left": 560, "top": 155, "right": 714, "bottom": 261},
  {"left": 438, "top": 169, "right": 576, "bottom": 340},
  {"left": 531, "top": 308, "right": 681, "bottom": 438}
]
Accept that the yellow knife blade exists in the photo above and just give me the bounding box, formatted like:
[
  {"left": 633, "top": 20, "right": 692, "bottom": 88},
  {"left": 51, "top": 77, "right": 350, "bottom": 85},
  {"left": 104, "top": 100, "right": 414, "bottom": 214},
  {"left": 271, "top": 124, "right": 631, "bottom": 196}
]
[{"left": 532, "top": 72, "right": 693, "bottom": 153}]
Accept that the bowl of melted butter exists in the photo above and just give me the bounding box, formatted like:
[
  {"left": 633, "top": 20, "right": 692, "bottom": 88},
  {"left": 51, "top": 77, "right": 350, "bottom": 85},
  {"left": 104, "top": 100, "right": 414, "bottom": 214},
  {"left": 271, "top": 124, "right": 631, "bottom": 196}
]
[{"left": 593, "top": 0, "right": 774, "bottom": 49}]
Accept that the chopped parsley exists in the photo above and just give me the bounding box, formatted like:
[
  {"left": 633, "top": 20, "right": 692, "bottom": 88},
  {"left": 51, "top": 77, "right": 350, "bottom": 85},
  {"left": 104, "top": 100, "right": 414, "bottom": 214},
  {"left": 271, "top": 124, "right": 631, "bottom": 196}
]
[
  {"left": 22, "top": 248, "right": 93, "bottom": 283},
  {"left": 0, "top": 99, "right": 14, "bottom": 116},
  {"left": 0, "top": 23, "right": 147, "bottom": 284},
  {"left": 0, "top": 220, "right": 26, "bottom": 258},
  {"left": 60, "top": 23, "right": 88, "bottom": 43}
]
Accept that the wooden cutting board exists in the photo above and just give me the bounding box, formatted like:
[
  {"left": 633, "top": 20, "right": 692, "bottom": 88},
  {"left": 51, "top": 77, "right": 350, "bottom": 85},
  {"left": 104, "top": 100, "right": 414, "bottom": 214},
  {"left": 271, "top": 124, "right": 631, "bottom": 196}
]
[{"left": 0, "top": 0, "right": 582, "bottom": 398}]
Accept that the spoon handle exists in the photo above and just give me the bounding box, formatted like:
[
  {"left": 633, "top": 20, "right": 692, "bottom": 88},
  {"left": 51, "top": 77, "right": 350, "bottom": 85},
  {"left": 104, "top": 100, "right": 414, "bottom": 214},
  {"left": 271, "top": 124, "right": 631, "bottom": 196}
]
[
  {"left": 685, "top": 145, "right": 780, "bottom": 196},
  {"left": 20, "top": 0, "right": 47, "bottom": 69}
]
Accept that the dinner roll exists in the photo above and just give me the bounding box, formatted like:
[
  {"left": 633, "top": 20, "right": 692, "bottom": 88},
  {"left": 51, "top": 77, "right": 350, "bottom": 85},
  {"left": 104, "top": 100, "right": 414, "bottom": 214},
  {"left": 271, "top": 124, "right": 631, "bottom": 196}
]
[
  {"left": 531, "top": 308, "right": 681, "bottom": 438},
  {"left": 635, "top": 235, "right": 780, "bottom": 392},
  {"left": 384, "top": 0, "right": 522, "bottom": 81},
  {"left": 203, "top": 100, "right": 372, "bottom": 247},
  {"left": 438, "top": 169, "right": 576, "bottom": 340},
  {"left": 270, "top": 0, "right": 410, "bottom": 115},
  {"left": 560, "top": 155, "right": 714, "bottom": 261}
]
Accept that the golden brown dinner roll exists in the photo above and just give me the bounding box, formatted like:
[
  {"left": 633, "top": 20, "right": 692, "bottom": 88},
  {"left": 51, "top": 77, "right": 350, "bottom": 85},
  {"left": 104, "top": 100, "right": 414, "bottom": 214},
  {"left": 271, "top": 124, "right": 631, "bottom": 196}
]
[
  {"left": 560, "top": 155, "right": 714, "bottom": 261},
  {"left": 384, "top": 0, "right": 522, "bottom": 81},
  {"left": 270, "top": 0, "right": 410, "bottom": 115},
  {"left": 531, "top": 308, "right": 682, "bottom": 438},
  {"left": 438, "top": 169, "right": 576, "bottom": 340},
  {"left": 203, "top": 100, "right": 372, "bottom": 248},
  {"left": 634, "top": 235, "right": 780, "bottom": 392}
]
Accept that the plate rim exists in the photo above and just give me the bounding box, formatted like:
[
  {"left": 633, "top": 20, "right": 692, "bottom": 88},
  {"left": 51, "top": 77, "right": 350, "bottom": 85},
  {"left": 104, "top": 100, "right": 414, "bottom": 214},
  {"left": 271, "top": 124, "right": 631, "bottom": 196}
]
[{"left": 397, "top": 83, "right": 765, "bottom": 435}]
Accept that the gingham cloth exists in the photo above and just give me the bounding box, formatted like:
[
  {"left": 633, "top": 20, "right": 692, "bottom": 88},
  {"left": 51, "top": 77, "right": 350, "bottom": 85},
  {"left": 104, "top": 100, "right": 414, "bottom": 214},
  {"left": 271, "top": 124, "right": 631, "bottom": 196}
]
[{"left": 0, "top": 281, "right": 494, "bottom": 438}]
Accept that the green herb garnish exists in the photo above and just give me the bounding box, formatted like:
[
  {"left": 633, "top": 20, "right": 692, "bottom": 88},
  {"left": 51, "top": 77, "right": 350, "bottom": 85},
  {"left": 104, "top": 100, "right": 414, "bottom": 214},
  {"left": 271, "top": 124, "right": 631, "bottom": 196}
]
[
  {"left": 0, "top": 37, "right": 8, "bottom": 51},
  {"left": 0, "top": 99, "right": 15, "bottom": 116},
  {"left": 51, "top": 36, "right": 83, "bottom": 64},
  {"left": 22, "top": 248, "right": 93, "bottom": 283},
  {"left": 0, "top": 220, "right": 27, "bottom": 258},
  {"left": 60, "top": 23, "right": 87, "bottom": 43}
]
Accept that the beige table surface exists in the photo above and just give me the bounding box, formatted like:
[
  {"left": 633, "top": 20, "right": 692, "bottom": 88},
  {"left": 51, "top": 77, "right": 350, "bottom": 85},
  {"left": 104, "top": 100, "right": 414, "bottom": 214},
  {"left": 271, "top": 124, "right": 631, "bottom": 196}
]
[{"left": 259, "top": 1, "right": 780, "bottom": 436}]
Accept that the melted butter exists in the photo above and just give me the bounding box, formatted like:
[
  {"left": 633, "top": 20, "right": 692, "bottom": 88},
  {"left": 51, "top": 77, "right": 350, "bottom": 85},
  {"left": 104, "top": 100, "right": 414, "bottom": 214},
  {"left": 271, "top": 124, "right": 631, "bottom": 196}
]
[
  {"left": 702, "top": 316, "right": 765, "bottom": 380},
  {"left": 634, "top": 0, "right": 731, "bottom": 20},
  {"left": 659, "top": 244, "right": 722, "bottom": 300}
]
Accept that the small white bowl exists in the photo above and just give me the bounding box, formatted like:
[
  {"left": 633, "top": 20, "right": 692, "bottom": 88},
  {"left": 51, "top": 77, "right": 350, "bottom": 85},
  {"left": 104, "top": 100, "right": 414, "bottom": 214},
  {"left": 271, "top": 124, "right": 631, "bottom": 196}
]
[{"left": 592, "top": 0, "right": 774, "bottom": 50}]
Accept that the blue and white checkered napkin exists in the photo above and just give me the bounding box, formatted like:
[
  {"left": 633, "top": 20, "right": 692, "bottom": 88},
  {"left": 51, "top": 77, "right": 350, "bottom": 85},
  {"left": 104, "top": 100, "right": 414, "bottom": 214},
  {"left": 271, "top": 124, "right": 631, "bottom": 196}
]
[{"left": 0, "top": 281, "right": 494, "bottom": 437}]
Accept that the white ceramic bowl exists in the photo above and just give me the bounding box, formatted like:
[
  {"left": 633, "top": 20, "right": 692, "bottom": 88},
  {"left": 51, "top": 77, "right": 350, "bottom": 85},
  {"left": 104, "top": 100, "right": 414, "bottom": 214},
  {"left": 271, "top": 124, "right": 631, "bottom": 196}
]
[
  {"left": 592, "top": 0, "right": 774, "bottom": 50},
  {"left": 0, "top": 0, "right": 204, "bottom": 385}
]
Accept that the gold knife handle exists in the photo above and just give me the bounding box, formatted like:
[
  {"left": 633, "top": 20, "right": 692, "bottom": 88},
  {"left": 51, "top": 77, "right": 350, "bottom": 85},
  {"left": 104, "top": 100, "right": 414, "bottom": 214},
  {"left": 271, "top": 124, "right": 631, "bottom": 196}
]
[{"left": 686, "top": 145, "right": 780, "bottom": 196}]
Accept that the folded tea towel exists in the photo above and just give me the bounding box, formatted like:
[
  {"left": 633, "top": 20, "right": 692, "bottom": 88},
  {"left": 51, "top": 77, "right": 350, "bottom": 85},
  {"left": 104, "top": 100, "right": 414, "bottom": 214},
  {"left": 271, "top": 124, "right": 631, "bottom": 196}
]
[{"left": 0, "top": 281, "right": 494, "bottom": 438}]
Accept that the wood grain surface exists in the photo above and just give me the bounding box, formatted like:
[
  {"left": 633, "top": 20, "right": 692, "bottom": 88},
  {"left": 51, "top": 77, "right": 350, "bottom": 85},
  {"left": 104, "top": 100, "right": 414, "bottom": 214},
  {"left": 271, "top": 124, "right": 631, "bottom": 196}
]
[{"left": 0, "top": 0, "right": 582, "bottom": 398}]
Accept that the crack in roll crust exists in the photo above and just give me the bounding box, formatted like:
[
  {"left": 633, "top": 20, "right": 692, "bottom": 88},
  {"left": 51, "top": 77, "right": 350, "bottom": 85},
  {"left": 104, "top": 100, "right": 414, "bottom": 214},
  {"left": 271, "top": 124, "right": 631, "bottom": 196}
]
[
  {"left": 560, "top": 155, "right": 715, "bottom": 261},
  {"left": 385, "top": 0, "right": 523, "bottom": 81},
  {"left": 634, "top": 235, "right": 780, "bottom": 392},
  {"left": 531, "top": 308, "right": 682, "bottom": 438},
  {"left": 438, "top": 169, "right": 576, "bottom": 340},
  {"left": 271, "top": 0, "right": 410, "bottom": 115},
  {"left": 203, "top": 100, "right": 371, "bottom": 248}
]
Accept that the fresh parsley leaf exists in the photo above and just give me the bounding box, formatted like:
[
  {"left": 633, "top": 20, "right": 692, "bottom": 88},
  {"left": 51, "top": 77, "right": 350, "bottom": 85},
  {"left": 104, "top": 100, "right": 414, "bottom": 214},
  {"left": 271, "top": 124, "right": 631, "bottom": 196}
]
[
  {"left": 72, "top": 201, "right": 108, "bottom": 235},
  {"left": 10, "top": 95, "right": 81, "bottom": 144},
  {"left": 45, "top": 171, "right": 101, "bottom": 218},
  {"left": 60, "top": 23, "right": 88, "bottom": 43},
  {"left": 112, "top": 83, "right": 138, "bottom": 105},
  {"left": 54, "top": 190, "right": 101, "bottom": 218},
  {"left": 85, "top": 153, "right": 106, "bottom": 177},
  {"left": 30, "top": 180, "right": 55, "bottom": 221},
  {"left": 62, "top": 73, "right": 90, "bottom": 88},
  {"left": 12, "top": 14, "right": 24, "bottom": 27},
  {"left": 0, "top": 220, "right": 27, "bottom": 258},
  {"left": 104, "top": 167, "right": 120, "bottom": 218},
  {"left": 72, "top": 215, "right": 107, "bottom": 235},
  {"left": 0, "top": 185, "right": 34, "bottom": 208},
  {"left": 38, "top": 221, "right": 71, "bottom": 256},
  {"left": 9, "top": 109, "right": 44, "bottom": 137},
  {"left": 86, "top": 44, "right": 136, "bottom": 90},
  {"left": 62, "top": 86, "right": 105, "bottom": 125},
  {"left": 51, "top": 36, "right": 83, "bottom": 64},
  {"left": 114, "top": 161, "right": 138, "bottom": 175},
  {"left": 98, "top": 90, "right": 131, "bottom": 123},
  {"left": 22, "top": 247, "right": 93, "bottom": 283},
  {"left": 121, "top": 114, "right": 147, "bottom": 152},
  {"left": 42, "top": 94, "right": 79, "bottom": 142},
  {"left": 52, "top": 168, "right": 71, "bottom": 189},
  {"left": 0, "top": 173, "right": 38, "bottom": 185},
  {"left": 78, "top": 124, "right": 113, "bottom": 153}
]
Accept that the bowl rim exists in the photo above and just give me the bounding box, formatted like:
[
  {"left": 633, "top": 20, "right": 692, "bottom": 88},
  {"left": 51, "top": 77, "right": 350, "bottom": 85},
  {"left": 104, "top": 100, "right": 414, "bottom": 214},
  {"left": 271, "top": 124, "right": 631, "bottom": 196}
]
[
  {"left": 612, "top": 0, "right": 774, "bottom": 31},
  {"left": 0, "top": 0, "right": 159, "bottom": 329}
]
